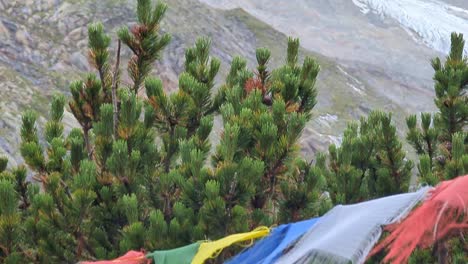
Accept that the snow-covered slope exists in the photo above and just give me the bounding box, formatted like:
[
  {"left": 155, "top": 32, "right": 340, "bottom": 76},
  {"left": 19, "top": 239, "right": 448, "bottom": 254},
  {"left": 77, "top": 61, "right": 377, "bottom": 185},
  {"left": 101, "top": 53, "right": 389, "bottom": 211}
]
[{"left": 352, "top": 0, "right": 468, "bottom": 54}]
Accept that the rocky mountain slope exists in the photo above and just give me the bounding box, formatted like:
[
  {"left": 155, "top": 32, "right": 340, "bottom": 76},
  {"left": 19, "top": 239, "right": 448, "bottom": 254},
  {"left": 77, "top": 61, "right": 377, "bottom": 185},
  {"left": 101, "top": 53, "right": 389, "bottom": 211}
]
[
  {"left": 1, "top": 0, "right": 456, "bottom": 167},
  {"left": 200, "top": 0, "right": 468, "bottom": 113}
]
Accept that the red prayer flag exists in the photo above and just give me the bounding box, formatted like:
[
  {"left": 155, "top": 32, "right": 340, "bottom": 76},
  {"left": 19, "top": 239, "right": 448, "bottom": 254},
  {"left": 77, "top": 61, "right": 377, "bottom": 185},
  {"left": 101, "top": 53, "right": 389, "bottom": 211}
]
[
  {"left": 80, "top": 250, "right": 150, "bottom": 264},
  {"left": 369, "top": 175, "right": 468, "bottom": 263}
]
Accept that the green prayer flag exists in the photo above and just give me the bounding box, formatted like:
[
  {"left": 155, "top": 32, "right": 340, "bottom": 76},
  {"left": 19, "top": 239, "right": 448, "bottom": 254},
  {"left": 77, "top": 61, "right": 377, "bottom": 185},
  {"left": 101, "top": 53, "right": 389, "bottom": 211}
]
[{"left": 147, "top": 242, "right": 201, "bottom": 264}]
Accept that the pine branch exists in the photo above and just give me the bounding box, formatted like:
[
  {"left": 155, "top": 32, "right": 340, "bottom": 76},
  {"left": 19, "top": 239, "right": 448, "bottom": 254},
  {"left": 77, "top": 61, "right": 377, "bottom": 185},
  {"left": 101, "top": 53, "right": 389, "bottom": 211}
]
[
  {"left": 75, "top": 230, "right": 96, "bottom": 259},
  {"left": 112, "top": 40, "right": 121, "bottom": 139},
  {"left": 83, "top": 127, "right": 92, "bottom": 159},
  {"left": 97, "top": 64, "right": 107, "bottom": 95}
]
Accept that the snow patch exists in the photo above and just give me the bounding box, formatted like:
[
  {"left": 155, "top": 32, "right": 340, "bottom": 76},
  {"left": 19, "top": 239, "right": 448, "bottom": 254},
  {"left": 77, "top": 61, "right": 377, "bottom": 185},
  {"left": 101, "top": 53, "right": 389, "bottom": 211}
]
[
  {"left": 352, "top": 0, "right": 468, "bottom": 54},
  {"left": 328, "top": 135, "right": 343, "bottom": 146},
  {"left": 346, "top": 82, "right": 365, "bottom": 95},
  {"left": 352, "top": 0, "right": 370, "bottom": 14},
  {"left": 337, "top": 66, "right": 362, "bottom": 85},
  {"left": 196, "top": 0, "right": 239, "bottom": 9},
  {"left": 319, "top": 114, "right": 338, "bottom": 122},
  {"left": 316, "top": 114, "right": 339, "bottom": 129},
  {"left": 337, "top": 65, "right": 366, "bottom": 95}
]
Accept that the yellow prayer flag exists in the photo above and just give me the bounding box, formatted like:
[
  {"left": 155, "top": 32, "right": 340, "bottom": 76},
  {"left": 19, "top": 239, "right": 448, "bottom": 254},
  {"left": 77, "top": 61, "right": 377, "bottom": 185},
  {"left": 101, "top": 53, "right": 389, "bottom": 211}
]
[{"left": 191, "top": 226, "right": 270, "bottom": 264}]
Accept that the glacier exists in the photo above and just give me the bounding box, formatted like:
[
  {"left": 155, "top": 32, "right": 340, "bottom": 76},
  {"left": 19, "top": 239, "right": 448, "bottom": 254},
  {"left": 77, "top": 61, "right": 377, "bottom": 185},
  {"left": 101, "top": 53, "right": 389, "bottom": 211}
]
[{"left": 352, "top": 0, "right": 468, "bottom": 54}]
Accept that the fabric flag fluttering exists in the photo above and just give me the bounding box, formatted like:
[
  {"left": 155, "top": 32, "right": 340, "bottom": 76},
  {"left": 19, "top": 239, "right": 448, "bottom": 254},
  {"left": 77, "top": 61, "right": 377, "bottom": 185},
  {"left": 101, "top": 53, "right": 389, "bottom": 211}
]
[
  {"left": 275, "top": 186, "right": 431, "bottom": 264},
  {"left": 369, "top": 175, "right": 468, "bottom": 264},
  {"left": 191, "top": 226, "right": 270, "bottom": 264},
  {"left": 79, "top": 250, "right": 149, "bottom": 264},
  {"left": 146, "top": 242, "right": 201, "bottom": 264},
  {"left": 225, "top": 218, "right": 319, "bottom": 264},
  {"left": 79, "top": 227, "right": 269, "bottom": 264}
]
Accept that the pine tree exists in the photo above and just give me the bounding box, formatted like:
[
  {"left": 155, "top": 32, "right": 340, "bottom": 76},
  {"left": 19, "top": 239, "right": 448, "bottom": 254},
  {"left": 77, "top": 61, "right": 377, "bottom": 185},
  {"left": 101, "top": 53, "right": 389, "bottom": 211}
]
[
  {"left": 0, "top": 159, "right": 30, "bottom": 263},
  {"left": 144, "top": 37, "right": 328, "bottom": 259},
  {"left": 365, "top": 33, "right": 468, "bottom": 264},
  {"left": 279, "top": 153, "right": 331, "bottom": 223},
  {"left": 404, "top": 33, "right": 468, "bottom": 264},
  {"left": 407, "top": 32, "right": 468, "bottom": 184},
  {"left": 324, "top": 111, "right": 413, "bottom": 204},
  {"left": 1, "top": 1, "right": 327, "bottom": 263}
]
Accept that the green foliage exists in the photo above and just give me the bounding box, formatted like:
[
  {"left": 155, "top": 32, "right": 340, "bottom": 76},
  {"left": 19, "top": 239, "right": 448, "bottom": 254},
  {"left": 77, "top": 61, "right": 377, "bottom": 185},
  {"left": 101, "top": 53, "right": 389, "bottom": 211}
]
[
  {"left": 394, "top": 33, "right": 468, "bottom": 262},
  {"left": 181, "top": 37, "right": 220, "bottom": 136},
  {"left": 324, "top": 111, "right": 413, "bottom": 204},
  {"left": 352, "top": 34, "right": 467, "bottom": 262},
  {"left": 20, "top": 110, "right": 45, "bottom": 172},
  {"left": 279, "top": 154, "right": 331, "bottom": 223},
  {"left": 407, "top": 33, "right": 468, "bottom": 184},
  {"left": 88, "top": 22, "right": 112, "bottom": 100},
  {"left": 118, "top": 0, "right": 171, "bottom": 93},
  {"left": 4, "top": 0, "right": 466, "bottom": 262},
  {"left": 2, "top": 1, "right": 326, "bottom": 262},
  {"left": 0, "top": 179, "right": 24, "bottom": 263},
  {"left": 0, "top": 157, "right": 8, "bottom": 173},
  {"left": 432, "top": 33, "right": 468, "bottom": 143}
]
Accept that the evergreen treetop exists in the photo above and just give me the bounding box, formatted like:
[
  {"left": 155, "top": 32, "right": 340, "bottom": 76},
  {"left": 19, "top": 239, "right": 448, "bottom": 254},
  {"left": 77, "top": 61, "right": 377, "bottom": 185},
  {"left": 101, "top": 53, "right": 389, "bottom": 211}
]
[
  {"left": 0, "top": 1, "right": 466, "bottom": 263},
  {"left": 0, "top": 1, "right": 328, "bottom": 263}
]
